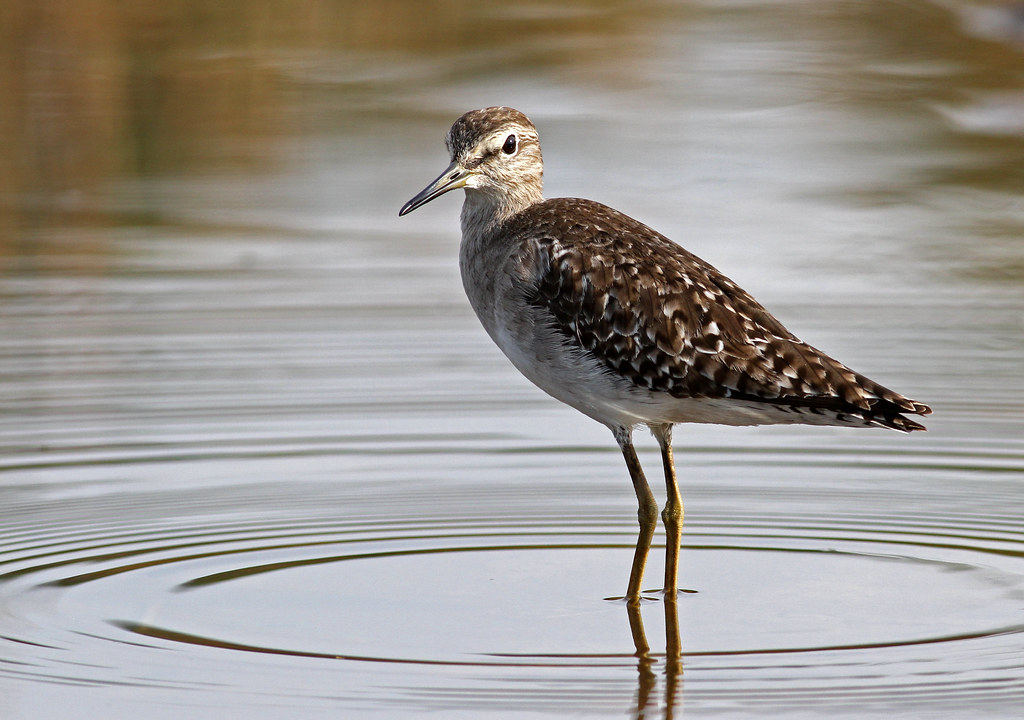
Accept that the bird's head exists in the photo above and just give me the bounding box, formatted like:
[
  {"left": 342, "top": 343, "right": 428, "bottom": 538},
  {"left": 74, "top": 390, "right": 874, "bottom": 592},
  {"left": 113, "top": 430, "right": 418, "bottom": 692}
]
[{"left": 399, "top": 107, "right": 543, "bottom": 219}]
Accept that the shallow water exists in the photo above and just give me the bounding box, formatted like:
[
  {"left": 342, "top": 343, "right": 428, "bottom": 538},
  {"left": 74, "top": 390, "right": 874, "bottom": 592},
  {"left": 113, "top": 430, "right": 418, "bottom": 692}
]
[{"left": 2, "top": 0, "right": 1024, "bottom": 718}]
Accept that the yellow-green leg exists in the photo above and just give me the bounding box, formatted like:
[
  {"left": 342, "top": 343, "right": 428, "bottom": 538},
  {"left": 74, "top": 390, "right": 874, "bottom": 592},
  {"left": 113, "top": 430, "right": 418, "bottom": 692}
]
[
  {"left": 615, "top": 427, "right": 658, "bottom": 605},
  {"left": 651, "top": 423, "right": 683, "bottom": 601}
]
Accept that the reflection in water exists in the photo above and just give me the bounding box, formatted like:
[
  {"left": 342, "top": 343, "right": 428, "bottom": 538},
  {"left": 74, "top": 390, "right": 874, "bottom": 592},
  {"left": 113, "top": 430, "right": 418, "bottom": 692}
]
[{"left": 628, "top": 598, "right": 683, "bottom": 720}]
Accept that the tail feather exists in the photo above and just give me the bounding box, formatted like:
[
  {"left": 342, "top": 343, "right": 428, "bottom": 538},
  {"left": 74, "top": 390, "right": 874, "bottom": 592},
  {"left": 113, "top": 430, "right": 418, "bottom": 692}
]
[
  {"left": 856, "top": 374, "right": 931, "bottom": 432},
  {"left": 864, "top": 396, "right": 931, "bottom": 432}
]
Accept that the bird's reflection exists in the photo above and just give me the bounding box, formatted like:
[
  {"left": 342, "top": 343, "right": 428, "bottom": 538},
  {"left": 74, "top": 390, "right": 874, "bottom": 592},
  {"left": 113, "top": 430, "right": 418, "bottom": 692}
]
[{"left": 626, "top": 594, "right": 683, "bottom": 719}]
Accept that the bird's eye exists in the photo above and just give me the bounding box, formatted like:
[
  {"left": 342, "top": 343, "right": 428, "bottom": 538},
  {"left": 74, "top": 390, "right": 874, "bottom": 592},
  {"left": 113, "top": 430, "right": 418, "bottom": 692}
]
[{"left": 501, "top": 134, "right": 517, "bottom": 155}]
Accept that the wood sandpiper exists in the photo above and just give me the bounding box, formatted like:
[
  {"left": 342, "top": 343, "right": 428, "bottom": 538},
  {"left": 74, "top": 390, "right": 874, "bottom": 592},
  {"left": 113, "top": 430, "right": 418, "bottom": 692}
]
[{"left": 399, "top": 106, "right": 931, "bottom": 604}]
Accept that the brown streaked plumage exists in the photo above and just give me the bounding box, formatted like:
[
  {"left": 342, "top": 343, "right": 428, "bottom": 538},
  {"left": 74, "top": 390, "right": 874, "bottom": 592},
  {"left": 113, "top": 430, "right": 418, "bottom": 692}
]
[
  {"left": 399, "top": 106, "right": 931, "bottom": 606},
  {"left": 512, "top": 198, "right": 930, "bottom": 432}
]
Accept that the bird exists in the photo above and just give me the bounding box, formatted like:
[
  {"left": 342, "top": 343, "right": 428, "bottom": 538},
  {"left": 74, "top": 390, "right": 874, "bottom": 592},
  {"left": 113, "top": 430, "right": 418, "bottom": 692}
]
[{"left": 399, "top": 106, "right": 931, "bottom": 605}]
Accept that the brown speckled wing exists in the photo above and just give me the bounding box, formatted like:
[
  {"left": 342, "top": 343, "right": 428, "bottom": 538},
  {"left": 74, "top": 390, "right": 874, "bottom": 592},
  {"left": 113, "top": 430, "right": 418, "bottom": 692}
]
[{"left": 507, "top": 198, "right": 931, "bottom": 431}]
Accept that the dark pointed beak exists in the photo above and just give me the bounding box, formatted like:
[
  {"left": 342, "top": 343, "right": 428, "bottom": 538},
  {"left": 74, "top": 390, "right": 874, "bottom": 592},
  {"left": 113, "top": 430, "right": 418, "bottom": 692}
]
[{"left": 399, "top": 161, "right": 473, "bottom": 216}]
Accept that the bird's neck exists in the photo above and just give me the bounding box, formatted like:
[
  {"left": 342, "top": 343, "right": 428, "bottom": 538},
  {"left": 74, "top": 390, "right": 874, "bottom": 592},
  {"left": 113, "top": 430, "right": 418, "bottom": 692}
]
[{"left": 460, "top": 185, "right": 542, "bottom": 241}]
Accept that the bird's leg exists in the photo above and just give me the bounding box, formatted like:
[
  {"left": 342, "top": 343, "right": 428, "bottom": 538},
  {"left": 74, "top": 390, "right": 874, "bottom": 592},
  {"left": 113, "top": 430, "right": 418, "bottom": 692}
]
[
  {"left": 651, "top": 423, "right": 683, "bottom": 600},
  {"left": 615, "top": 426, "right": 658, "bottom": 605}
]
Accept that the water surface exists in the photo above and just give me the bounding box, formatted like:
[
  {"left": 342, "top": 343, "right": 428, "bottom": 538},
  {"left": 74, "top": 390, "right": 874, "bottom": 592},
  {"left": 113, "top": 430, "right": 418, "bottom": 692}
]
[{"left": 2, "top": 1, "right": 1024, "bottom": 718}]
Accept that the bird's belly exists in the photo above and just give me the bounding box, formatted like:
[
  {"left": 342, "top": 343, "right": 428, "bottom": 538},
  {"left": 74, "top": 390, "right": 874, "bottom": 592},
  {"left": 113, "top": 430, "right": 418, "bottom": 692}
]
[
  {"left": 481, "top": 305, "right": 766, "bottom": 429},
  {"left": 499, "top": 340, "right": 652, "bottom": 428},
  {"left": 484, "top": 306, "right": 859, "bottom": 431},
  {"left": 504, "top": 342, "right": 861, "bottom": 430}
]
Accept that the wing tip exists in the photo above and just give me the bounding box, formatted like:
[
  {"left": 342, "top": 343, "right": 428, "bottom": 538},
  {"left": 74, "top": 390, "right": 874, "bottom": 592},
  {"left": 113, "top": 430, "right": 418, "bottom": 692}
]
[{"left": 871, "top": 398, "right": 931, "bottom": 432}]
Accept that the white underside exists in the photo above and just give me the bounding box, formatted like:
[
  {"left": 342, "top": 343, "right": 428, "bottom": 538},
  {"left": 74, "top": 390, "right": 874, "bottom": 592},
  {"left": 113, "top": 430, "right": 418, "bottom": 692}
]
[{"left": 491, "top": 314, "right": 861, "bottom": 432}]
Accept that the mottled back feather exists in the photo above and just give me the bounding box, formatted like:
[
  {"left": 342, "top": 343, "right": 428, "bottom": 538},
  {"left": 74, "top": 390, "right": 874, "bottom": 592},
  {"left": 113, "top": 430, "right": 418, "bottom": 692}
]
[{"left": 499, "top": 198, "right": 931, "bottom": 432}]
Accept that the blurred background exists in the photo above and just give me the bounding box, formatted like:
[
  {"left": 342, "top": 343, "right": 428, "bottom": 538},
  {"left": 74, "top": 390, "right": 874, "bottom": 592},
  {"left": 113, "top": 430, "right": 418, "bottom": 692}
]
[{"left": 1, "top": 1, "right": 1023, "bottom": 719}]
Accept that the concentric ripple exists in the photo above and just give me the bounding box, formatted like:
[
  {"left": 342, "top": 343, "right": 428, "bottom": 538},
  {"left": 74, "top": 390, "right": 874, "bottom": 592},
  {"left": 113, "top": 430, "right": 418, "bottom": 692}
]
[{"left": 1, "top": 447, "right": 1023, "bottom": 716}]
